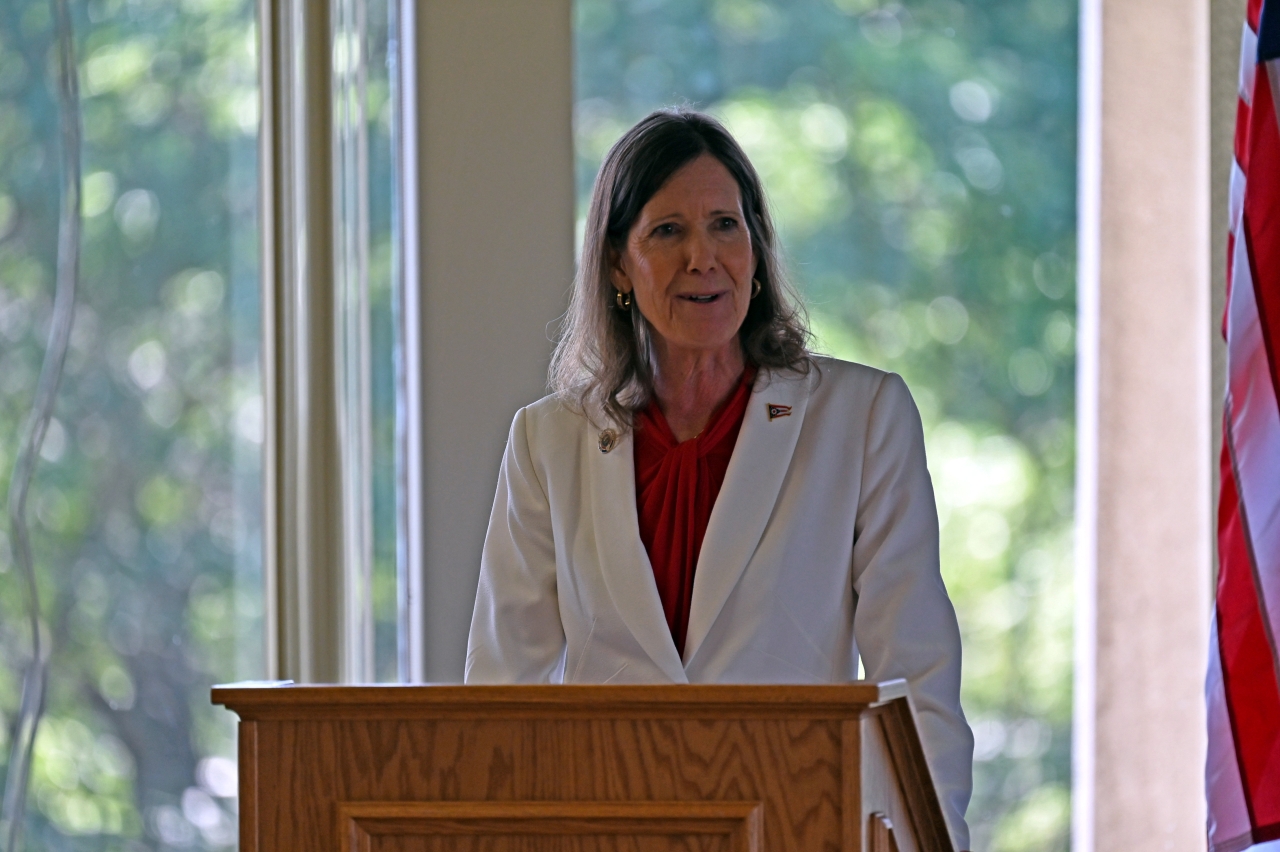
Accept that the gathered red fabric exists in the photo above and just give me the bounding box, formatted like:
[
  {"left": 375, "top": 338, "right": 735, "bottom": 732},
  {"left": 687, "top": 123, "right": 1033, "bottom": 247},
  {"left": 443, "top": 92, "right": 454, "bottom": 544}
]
[{"left": 633, "top": 367, "right": 756, "bottom": 656}]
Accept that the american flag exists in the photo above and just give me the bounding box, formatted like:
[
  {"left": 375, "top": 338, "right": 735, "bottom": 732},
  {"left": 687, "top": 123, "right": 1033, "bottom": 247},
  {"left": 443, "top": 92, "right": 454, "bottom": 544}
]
[{"left": 1207, "top": 0, "right": 1280, "bottom": 848}]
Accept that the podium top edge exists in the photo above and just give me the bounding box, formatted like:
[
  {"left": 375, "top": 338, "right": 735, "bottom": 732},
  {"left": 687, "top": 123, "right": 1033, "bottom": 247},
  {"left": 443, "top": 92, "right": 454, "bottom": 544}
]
[{"left": 211, "top": 680, "right": 909, "bottom": 718}]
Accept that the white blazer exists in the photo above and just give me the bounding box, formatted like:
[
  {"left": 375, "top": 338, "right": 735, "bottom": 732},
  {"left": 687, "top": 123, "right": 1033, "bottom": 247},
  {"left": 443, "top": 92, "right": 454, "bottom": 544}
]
[{"left": 466, "top": 356, "right": 973, "bottom": 850}]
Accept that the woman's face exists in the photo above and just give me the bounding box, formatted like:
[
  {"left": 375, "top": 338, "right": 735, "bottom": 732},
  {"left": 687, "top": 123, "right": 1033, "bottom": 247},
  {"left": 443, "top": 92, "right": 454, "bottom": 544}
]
[{"left": 611, "top": 154, "right": 756, "bottom": 360}]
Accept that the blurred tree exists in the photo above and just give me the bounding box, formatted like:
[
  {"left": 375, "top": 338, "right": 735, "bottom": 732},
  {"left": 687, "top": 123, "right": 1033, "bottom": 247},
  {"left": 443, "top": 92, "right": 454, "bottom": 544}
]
[
  {"left": 0, "top": 0, "right": 262, "bottom": 848},
  {"left": 0, "top": 0, "right": 400, "bottom": 845},
  {"left": 0, "top": 0, "right": 1075, "bottom": 848},
  {"left": 575, "top": 1, "right": 1077, "bottom": 849}
]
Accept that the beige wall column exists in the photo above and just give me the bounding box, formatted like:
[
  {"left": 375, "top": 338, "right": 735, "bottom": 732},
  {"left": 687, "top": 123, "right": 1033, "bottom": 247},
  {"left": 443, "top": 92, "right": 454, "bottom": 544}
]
[
  {"left": 1074, "top": 0, "right": 1212, "bottom": 849},
  {"left": 402, "top": 1, "right": 574, "bottom": 682}
]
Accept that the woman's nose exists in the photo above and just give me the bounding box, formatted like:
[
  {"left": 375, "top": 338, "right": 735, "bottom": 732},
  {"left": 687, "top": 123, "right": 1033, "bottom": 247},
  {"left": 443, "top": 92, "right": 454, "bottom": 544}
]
[{"left": 684, "top": 230, "right": 716, "bottom": 273}]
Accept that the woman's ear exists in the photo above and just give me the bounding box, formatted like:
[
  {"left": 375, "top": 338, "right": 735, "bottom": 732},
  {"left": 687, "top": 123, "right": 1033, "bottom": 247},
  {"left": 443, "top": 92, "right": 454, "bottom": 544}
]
[{"left": 608, "top": 249, "right": 631, "bottom": 293}]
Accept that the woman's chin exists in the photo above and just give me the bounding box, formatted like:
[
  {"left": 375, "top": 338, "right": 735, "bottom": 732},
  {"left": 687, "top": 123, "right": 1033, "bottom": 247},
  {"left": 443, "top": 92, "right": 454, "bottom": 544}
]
[
  {"left": 653, "top": 328, "right": 743, "bottom": 361},
  {"left": 653, "top": 309, "right": 744, "bottom": 349}
]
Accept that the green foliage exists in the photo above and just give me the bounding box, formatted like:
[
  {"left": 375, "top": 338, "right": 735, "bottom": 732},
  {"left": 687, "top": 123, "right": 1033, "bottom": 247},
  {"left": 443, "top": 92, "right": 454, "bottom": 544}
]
[
  {"left": 575, "top": 1, "right": 1076, "bottom": 849},
  {"left": 0, "top": 0, "right": 1075, "bottom": 848},
  {"left": 1, "top": 0, "right": 401, "bottom": 844},
  {"left": 0, "top": 0, "right": 262, "bottom": 848}
]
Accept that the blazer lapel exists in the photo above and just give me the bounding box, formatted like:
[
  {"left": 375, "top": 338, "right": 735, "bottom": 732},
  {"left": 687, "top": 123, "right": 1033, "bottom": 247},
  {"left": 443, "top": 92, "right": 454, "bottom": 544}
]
[
  {"left": 587, "top": 425, "right": 688, "bottom": 682},
  {"left": 681, "top": 366, "right": 812, "bottom": 666}
]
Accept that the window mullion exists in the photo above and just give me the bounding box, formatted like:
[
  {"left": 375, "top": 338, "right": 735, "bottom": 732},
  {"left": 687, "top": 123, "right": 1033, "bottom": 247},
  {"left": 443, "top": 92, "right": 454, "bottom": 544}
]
[{"left": 261, "top": 0, "right": 371, "bottom": 684}]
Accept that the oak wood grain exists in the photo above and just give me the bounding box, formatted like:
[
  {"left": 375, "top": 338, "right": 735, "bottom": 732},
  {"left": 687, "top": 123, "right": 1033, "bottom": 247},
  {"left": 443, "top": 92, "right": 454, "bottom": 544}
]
[
  {"left": 339, "top": 801, "right": 762, "bottom": 852},
  {"left": 842, "top": 719, "right": 862, "bottom": 852},
  {"left": 239, "top": 720, "right": 258, "bottom": 852},
  {"left": 215, "top": 682, "right": 950, "bottom": 852},
  {"left": 350, "top": 835, "right": 733, "bottom": 852}
]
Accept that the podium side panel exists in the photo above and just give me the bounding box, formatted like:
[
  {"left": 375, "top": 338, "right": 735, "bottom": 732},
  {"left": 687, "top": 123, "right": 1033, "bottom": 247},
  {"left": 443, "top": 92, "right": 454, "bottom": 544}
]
[
  {"left": 858, "top": 700, "right": 953, "bottom": 852},
  {"left": 875, "top": 701, "right": 951, "bottom": 852},
  {"left": 859, "top": 712, "right": 918, "bottom": 852}
]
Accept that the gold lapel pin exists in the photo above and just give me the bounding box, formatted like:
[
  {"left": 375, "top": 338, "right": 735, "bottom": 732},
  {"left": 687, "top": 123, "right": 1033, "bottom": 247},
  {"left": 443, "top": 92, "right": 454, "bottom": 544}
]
[
  {"left": 599, "top": 429, "right": 618, "bottom": 454},
  {"left": 767, "top": 403, "right": 792, "bottom": 421}
]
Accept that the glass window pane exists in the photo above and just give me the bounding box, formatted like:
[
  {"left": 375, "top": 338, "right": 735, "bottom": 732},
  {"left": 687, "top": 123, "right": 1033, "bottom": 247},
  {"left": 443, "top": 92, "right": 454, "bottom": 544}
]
[
  {"left": 574, "top": 2, "right": 1077, "bottom": 850},
  {"left": 364, "top": 0, "right": 400, "bottom": 685},
  {"left": 332, "top": 0, "right": 399, "bottom": 684},
  {"left": 0, "top": 0, "right": 261, "bottom": 848}
]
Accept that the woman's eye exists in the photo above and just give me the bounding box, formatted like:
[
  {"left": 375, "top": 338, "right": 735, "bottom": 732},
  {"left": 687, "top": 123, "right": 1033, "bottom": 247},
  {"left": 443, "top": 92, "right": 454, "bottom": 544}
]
[
  {"left": 717, "top": 217, "right": 738, "bottom": 230},
  {"left": 652, "top": 223, "right": 676, "bottom": 237}
]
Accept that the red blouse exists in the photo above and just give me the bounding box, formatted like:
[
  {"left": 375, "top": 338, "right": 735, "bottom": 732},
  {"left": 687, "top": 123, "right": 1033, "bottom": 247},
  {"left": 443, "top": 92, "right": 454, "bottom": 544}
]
[{"left": 633, "top": 367, "right": 756, "bottom": 655}]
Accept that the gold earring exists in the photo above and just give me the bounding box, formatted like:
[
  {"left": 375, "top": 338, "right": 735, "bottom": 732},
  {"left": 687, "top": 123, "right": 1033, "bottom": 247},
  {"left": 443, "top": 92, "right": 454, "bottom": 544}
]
[
  {"left": 751, "top": 278, "right": 762, "bottom": 298},
  {"left": 616, "top": 290, "right": 632, "bottom": 310}
]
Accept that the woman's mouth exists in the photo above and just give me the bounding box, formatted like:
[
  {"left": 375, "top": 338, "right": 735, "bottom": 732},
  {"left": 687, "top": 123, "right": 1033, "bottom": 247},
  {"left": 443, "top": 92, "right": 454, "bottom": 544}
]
[{"left": 680, "top": 293, "right": 722, "bottom": 303}]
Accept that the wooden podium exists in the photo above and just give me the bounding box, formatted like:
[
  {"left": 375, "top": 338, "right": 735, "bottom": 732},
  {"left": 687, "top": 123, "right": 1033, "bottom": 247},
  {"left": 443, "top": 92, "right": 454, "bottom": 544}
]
[{"left": 213, "top": 681, "right": 953, "bottom": 852}]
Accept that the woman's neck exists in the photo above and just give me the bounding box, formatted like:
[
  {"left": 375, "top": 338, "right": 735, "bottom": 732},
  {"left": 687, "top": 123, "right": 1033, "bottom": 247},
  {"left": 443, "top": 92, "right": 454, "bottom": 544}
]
[{"left": 650, "top": 340, "right": 746, "bottom": 442}]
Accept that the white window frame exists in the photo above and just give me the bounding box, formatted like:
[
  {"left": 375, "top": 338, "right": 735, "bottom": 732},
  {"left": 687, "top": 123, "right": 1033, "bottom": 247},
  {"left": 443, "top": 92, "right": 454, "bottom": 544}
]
[
  {"left": 258, "top": 0, "right": 380, "bottom": 683},
  {"left": 257, "top": 0, "right": 574, "bottom": 684}
]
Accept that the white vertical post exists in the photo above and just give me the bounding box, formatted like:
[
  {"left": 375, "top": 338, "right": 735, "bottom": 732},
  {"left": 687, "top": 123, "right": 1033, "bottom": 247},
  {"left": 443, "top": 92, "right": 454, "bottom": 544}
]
[
  {"left": 260, "top": 0, "right": 375, "bottom": 684},
  {"left": 405, "top": 0, "right": 575, "bottom": 682},
  {"left": 1074, "top": 0, "right": 1213, "bottom": 849}
]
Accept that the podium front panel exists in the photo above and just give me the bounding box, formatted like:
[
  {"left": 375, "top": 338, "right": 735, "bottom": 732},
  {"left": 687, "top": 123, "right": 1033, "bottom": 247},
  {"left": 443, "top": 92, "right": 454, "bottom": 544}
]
[{"left": 214, "top": 683, "right": 952, "bottom": 852}]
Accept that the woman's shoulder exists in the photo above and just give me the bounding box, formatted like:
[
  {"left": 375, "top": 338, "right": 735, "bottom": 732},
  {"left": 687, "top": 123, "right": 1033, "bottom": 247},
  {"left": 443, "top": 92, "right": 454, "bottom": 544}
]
[
  {"left": 516, "top": 392, "right": 590, "bottom": 432},
  {"left": 790, "top": 357, "right": 924, "bottom": 451},
  {"left": 509, "top": 392, "right": 601, "bottom": 454},
  {"left": 793, "top": 355, "right": 914, "bottom": 404},
  {"left": 808, "top": 354, "right": 888, "bottom": 382}
]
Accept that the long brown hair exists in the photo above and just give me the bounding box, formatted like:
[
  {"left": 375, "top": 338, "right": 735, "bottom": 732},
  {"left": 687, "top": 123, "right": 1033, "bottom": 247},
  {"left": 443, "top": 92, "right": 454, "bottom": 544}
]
[{"left": 550, "top": 108, "right": 811, "bottom": 427}]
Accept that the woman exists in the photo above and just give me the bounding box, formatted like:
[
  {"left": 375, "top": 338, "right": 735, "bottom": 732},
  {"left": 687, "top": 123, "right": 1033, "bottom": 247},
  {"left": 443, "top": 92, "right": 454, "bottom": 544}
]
[{"left": 465, "top": 109, "right": 973, "bottom": 850}]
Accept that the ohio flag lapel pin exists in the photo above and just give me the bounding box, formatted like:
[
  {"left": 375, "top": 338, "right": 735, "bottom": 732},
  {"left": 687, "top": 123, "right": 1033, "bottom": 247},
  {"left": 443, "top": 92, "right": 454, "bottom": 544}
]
[{"left": 766, "top": 403, "right": 792, "bottom": 421}]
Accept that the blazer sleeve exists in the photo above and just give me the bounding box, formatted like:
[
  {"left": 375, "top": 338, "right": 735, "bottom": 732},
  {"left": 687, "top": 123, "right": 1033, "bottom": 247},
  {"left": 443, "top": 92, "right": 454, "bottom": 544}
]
[
  {"left": 851, "top": 372, "right": 974, "bottom": 851},
  {"left": 465, "top": 405, "right": 567, "bottom": 683}
]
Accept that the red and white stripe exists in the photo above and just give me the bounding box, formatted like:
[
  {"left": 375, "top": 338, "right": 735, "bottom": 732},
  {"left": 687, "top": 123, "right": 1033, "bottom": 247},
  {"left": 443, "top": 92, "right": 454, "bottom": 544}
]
[{"left": 1208, "top": 0, "right": 1280, "bottom": 849}]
